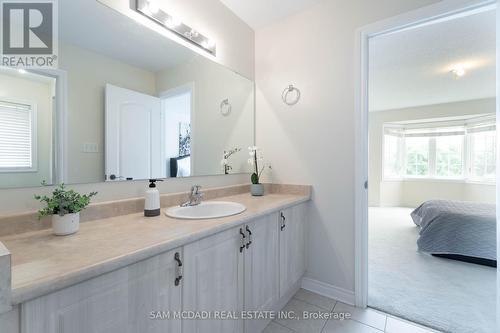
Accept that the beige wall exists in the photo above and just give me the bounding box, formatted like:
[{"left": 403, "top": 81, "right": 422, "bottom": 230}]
[
  {"left": 0, "top": 0, "right": 254, "bottom": 215},
  {"left": 60, "top": 43, "right": 157, "bottom": 184},
  {"left": 255, "top": 0, "right": 441, "bottom": 294},
  {"left": 0, "top": 73, "right": 54, "bottom": 188},
  {"left": 369, "top": 98, "right": 496, "bottom": 207},
  {"left": 156, "top": 56, "right": 254, "bottom": 176}
]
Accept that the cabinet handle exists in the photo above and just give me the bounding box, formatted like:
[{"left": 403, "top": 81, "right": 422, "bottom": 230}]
[
  {"left": 245, "top": 226, "right": 252, "bottom": 249},
  {"left": 174, "top": 252, "right": 183, "bottom": 286},
  {"left": 280, "top": 212, "right": 286, "bottom": 231},
  {"left": 239, "top": 228, "right": 246, "bottom": 253}
]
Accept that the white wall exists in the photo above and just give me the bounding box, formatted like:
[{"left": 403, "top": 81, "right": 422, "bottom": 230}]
[
  {"left": 0, "top": 0, "right": 254, "bottom": 215},
  {"left": 400, "top": 181, "right": 495, "bottom": 206},
  {"left": 369, "top": 98, "right": 496, "bottom": 207},
  {"left": 0, "top": 73, "right": 54, "bottom": 188},
  {"left": 255, "top": 0, "right": 440, "bottom": 294}
]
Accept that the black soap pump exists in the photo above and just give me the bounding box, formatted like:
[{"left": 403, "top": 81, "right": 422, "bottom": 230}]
[{"left": 144, "top": 179, "right": 163, "bottom": 217}]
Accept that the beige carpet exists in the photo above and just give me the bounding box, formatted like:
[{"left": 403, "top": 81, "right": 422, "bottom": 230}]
[{"left": 368, "top": 207, "right": 496, "bottom": 333}]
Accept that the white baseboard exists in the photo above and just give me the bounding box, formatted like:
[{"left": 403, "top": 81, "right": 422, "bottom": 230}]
[{"left": 301, "top": 277, "right": 355, "bottom": 306}]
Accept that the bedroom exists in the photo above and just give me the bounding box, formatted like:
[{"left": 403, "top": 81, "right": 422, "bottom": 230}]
[{"left": 367, "top": 6, "right": 496, "bottom": 333}]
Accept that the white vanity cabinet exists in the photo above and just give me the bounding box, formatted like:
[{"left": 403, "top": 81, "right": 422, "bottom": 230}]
[
  {"left": 16, "top": 202, "right": 307, "bottom": 333},
  {"left": 180, "top": 204, "right": 305, "bottom": 333},
  {"left": 279, "top": 204, "right": 307, "bottom": 298},
  {"left": 21, "top": 249, "right": 183, "bottom": 333}
]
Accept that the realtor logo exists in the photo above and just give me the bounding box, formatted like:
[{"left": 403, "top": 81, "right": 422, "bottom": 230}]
[{"left": 1, "top": 0, "right": 58, "bottom": 68}]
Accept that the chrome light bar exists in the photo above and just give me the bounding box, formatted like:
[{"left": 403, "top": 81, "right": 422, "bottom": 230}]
[{"left": 136, "top": 0, "right": 216, "bottom": 55}]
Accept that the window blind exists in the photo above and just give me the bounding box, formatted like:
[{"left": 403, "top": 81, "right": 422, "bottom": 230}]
[
  {"left": 403, "top": 126, "right": 465, "bottom": 137},
  {"left": 467, "top": 124, "right": 496, "bottom": 134},
  {"left": 384, "top": 126, "right": 465, "bottom": 138},
  {"left": 0, "top": 100, "right": 33, "bottom": 169}
]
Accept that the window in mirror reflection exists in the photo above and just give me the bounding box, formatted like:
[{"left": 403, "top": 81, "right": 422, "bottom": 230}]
[{"left": 0, "top": 68, "right": 56, "bottom": 188}]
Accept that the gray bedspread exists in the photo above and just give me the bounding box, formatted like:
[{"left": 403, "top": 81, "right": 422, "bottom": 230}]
[{"left": 411, "top": 200, "right": 496, "bottom": 260}]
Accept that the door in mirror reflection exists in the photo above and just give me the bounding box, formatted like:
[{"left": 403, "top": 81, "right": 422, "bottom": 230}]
[{"left": 105, "top": 84, "right": 161, "bottom": 181}]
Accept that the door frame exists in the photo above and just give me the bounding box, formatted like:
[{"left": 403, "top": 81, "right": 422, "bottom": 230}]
[
  {"left": 353, "top": 0, "right": 498, "bottom": 309},
  {"left": 30, "top": 68, "right": 68, "bottom": 184},
  {"left": 159, "top": 82, "right": 195, "bottom": 177}
]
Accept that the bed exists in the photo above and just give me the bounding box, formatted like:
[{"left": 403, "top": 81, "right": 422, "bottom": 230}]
[{"left": 411, "top": 200, "right": 497, "bottom": 267}]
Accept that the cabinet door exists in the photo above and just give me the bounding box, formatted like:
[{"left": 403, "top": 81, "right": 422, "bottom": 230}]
[
  {"left": 182, "top": 227, "right": 244, "bottom": 333},
  {"left": 244, "top": 215, "right": 279, "bottom": 333},
  {"left": 279, "top": 204, "right": 306, "bottom": 298},
  {"left": 127, "top": 249, "right": 182, "bottom": 333},
  {"left": 22, "top": 249, "right": 182, "bottom": 333}
]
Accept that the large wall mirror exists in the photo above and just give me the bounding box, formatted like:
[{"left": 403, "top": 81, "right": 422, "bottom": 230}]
[{"left": 0, "top": 0, "right": 254, "bottom": 189}]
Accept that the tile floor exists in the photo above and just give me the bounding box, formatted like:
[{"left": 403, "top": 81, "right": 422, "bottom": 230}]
[{"left": 263, "top": 289, "right": 441, "bottom": 333}]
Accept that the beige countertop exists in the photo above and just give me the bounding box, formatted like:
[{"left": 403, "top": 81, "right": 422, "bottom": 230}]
[{"left": 0, "top": 192, "right": 310, "bottom": 304}]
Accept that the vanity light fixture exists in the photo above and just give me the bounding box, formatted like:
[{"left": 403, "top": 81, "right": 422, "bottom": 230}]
[{"left": 136, "top": 0, "right": 216, "bottom": 55}]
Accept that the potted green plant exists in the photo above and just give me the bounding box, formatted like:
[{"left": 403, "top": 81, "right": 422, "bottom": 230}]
[
  {"left": 248, "top": 146, "right": 271, "bottom": 196},
  {"left": 35, "top": 184, "right": 97, "bottom": 236}
]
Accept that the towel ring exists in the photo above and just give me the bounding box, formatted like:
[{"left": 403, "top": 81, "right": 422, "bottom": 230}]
[
  {"left": 282, "top": 84, "right": 301, "bottom": 106},
  {"left": 220, "top": 98, "right": 231, "bottom": 116}
]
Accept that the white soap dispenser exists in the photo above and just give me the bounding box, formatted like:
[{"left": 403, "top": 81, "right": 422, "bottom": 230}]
[{"left": 145, "top": 179, "right": 162, "bottom": 217}]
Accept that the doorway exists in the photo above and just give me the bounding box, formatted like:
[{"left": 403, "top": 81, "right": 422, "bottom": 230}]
[
  {"left": 354, "top": 1, "right": 498, "bottom": 332},
  {"left": 160, "top": 85, "right": 194, "bottom": 178}
]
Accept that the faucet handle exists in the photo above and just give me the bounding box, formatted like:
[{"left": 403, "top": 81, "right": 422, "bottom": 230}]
[{"left": 191, "top": 185, "right": 201, "bottom": 195}]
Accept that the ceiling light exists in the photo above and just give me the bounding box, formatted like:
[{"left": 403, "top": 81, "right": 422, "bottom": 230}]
[
  {"left": 451, "top": 67, "right": 466, "bottom": 78},
  {"left": 17, "top": 69, "right": 26, "bottom": 74}
]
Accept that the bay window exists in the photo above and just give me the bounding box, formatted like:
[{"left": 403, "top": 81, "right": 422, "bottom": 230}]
[
  {"left": 383, "top": 132, "right": 402, "bottom": 178},
  {"left": 404, "top": 136, "right": 430, "bottom": 177},
  {"left": 383, "top": 117, "right": 495, "bottom": 182},
  {"left": 435, "top": 134, "right": 464, "bottom": 178},
  {"left": 469, "top": 124, "right": 496, "bottom": 181}
]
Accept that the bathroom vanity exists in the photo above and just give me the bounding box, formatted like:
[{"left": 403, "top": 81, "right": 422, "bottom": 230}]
[{"left": 0, "top": 186, "right": 310, "bottom": 333}]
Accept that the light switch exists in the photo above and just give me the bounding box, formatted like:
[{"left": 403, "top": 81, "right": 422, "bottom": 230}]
[{"left": 83, "top": 143, "right": 98, "bottom": 153}]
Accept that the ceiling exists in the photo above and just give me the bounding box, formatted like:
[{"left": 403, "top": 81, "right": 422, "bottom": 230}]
[
  {"left": 219, "top": 0, "right": 323, "bottom": 29},
  {"left": 59, "top": 0, "right": 196, "bottom": 72},
  {"left": 369, "top": 9, "right": 496, "bottom": 112}
]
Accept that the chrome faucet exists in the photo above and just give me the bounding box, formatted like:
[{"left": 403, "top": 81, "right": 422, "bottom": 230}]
[{"left": 181, "top": 185, "right": 203, "bottom": 207}]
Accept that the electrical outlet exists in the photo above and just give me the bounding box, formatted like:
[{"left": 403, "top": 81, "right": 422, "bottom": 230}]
[{"left": 83, "top": 143, "right": 98, "bottom": 153}]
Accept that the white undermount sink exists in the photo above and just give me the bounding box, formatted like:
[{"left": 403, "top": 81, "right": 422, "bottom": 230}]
[{"left": 165, "top": 201, "right": 246, "bottom": 220}]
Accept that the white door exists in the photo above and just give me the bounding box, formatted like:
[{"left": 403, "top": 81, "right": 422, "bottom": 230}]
[
  {"left": 279, "top": 204, "right": 307, "bottom": 298},
  {"left": 182, "top": 227, "right": 244, "bottom": 333},
  {"left": 244, "top": 216, "right": 279, "bottom": 333},
  {"left": 105, "top": 84, "right": 162, "bottom": 181}
]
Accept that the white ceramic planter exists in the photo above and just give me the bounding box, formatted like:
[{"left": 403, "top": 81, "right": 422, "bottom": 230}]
[
  {"left": 251, "top": 183, "right": 265, "bottom": 196},
  {"left": 52, "top": 212, "right": 80, "bottom": 236}
]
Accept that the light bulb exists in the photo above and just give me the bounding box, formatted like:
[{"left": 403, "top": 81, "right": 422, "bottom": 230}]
[
  {"left": 451, "top": 67, "right": 466, "bottom": 78},
  {"left": 201, "top": 39, "right": 215, "bottom": 49},
  {"left": 165, "top": 17, "right": 181, "bottom": 29},
  {"left": 147, "top": 0, "right": 160, "bottom": 14}
]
